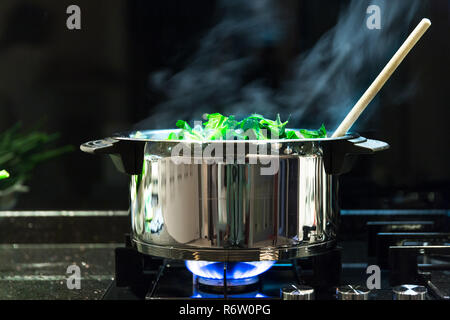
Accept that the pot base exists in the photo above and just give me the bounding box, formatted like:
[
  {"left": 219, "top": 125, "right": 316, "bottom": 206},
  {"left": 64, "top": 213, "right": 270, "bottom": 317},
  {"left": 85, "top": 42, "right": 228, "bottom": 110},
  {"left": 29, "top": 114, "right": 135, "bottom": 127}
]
[{"left": 132, "top": 238, "right": 337, "bottom": 262}]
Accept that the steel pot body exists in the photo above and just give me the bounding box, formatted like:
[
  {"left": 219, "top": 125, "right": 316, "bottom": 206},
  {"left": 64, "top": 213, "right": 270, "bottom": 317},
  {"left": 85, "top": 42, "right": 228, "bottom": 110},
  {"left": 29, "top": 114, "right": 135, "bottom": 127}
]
[{"left": 81, "top": 129, "right": 389, "bottom": 261}]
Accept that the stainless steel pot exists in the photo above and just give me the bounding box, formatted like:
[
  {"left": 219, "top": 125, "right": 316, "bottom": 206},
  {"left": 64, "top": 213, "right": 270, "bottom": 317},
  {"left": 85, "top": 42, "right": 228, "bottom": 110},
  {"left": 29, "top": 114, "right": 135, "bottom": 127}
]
[{"left": 81, "top": 129, "right": 389, "bottom": 261}]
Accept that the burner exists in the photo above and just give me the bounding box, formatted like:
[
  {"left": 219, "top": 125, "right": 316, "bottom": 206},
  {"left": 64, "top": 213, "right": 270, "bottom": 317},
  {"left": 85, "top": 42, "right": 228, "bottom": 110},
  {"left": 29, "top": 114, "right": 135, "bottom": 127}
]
[
  {"left": 197, "top": 276, "right": 260, "bottom": 294},
  {"left": 185, "top": 261, "right": 276, "bottom": 280},
  {"left": 186, "top": 260, "right": 276, "bottom": 294},
  {"left": 192, "top": 289, "right": 269, "bottom": 299}
]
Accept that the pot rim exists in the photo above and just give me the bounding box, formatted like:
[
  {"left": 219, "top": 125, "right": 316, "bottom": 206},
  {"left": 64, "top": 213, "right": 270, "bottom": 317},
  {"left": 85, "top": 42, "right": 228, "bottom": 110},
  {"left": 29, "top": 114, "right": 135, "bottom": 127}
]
[{"left": 112, "top": 129, "right": 359, "bottom": 144}]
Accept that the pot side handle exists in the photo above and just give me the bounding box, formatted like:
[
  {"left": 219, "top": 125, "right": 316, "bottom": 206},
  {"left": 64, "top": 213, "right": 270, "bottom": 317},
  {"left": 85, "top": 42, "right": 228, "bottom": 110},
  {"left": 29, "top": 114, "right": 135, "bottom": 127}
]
[
  {"left": 80, "top": 138, "right": 120, "bottom": 154},
  {"left": 347, "top": 137, "right": 390, "bottom": 154},
  {"left": 323, "top": 137, "right": 389, "bottom": 175},
  {"left": 80, "top": 138, "right": 145, "bottom": 175}
]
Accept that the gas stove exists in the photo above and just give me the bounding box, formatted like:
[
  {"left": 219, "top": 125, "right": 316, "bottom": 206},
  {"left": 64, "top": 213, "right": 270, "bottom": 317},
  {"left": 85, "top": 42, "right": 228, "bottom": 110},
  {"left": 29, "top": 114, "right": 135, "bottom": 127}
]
[
  {"left": 102, "top": 210, "right": 450, "bottom": 301},
  {"left": 103, "top": 240, "right": 341, "bottom": 300}
]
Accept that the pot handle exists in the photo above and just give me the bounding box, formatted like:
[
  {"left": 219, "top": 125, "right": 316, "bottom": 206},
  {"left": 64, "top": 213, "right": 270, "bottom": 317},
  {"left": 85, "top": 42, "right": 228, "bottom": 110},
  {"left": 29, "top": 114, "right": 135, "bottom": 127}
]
[
  {"left": 323, "top": 136, "right": 389, "bottom": 175},
  {"left": 347, "top": 137, "right": 390, "bottom": 154},
  {"left": 80, "top": 138, "right": 121, "bottom": 154},
  {"left": 80, "top": 138, "right": 145, "bottom": 175}
]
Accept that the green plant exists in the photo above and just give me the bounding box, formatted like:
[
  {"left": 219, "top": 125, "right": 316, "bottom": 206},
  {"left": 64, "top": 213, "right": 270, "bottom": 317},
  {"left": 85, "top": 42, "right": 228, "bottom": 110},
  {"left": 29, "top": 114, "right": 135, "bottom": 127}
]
[
  {"left": 0, "top": 123, "right": 73, "bottom": 190},
  {"left": 163, "top": 113, "right": 327, "bottom": 141},
  {"left": 0, "top": 170, "right": 9, "bottom": 180}
]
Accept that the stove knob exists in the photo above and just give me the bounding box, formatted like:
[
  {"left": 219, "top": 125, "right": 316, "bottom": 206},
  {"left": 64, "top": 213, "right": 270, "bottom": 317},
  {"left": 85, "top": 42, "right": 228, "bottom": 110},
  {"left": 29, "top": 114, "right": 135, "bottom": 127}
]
[
  {"left": 337, "top": 285, "right": 370, "bottom": 300},
  {"left": 281, "top": 284, "right": 315, "bottom": 300},
  {"left": 393, "top": 285, "right": 427, "bottom": 300}
]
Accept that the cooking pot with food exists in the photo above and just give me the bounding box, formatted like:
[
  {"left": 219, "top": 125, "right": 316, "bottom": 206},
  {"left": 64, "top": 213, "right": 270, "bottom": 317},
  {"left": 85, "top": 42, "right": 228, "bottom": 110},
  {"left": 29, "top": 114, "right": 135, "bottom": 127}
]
[{"left": 81, "top": 129, "right": 388, "bottom": 261}]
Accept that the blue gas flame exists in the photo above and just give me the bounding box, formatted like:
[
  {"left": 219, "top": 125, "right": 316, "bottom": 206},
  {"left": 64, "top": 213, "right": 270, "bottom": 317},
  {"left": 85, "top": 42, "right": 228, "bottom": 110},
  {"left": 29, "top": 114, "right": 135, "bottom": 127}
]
[
  {"left": 185, "top": 260, "right": 276, "bottom": 280},
  {"left": 191, "top": 291, "right": 268, "bottom": 299}
]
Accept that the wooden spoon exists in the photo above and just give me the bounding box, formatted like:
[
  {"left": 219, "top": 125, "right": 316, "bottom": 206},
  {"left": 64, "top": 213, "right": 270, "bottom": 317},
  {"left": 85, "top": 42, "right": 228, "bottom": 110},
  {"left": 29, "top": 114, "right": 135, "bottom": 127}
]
[{"left": 332, "top": 18, "right": 431, "bottom": 137}]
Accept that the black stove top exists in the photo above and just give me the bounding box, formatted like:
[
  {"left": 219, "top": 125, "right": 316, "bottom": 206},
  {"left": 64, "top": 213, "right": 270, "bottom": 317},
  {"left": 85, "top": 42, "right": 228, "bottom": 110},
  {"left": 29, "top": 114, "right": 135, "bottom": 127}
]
[{"left": 103, "top": 210, "right": 450, "bottom": 301}]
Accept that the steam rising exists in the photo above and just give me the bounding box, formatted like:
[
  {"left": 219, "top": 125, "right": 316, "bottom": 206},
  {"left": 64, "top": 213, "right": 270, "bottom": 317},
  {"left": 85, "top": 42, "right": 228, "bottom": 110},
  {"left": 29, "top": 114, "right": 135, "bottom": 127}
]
[{"left": 136, "top": 0, "right": 421, "bottom": 131}]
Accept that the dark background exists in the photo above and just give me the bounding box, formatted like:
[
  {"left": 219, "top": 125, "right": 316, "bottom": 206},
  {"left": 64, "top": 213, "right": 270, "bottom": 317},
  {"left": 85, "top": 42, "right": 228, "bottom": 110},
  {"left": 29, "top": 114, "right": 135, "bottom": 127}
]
[{"left": 0, "top": 0, "right": 448, "bottom": 210}]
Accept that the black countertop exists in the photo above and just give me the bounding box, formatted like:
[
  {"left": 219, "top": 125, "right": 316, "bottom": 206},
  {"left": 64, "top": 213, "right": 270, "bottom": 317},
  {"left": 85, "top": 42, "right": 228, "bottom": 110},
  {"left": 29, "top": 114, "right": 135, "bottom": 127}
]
[
  {"left": 0, "top": 243, "right": 121, "bottom": 300},
  {"left": 0, "top": 211, "right": 129, "bottom": 300}
]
